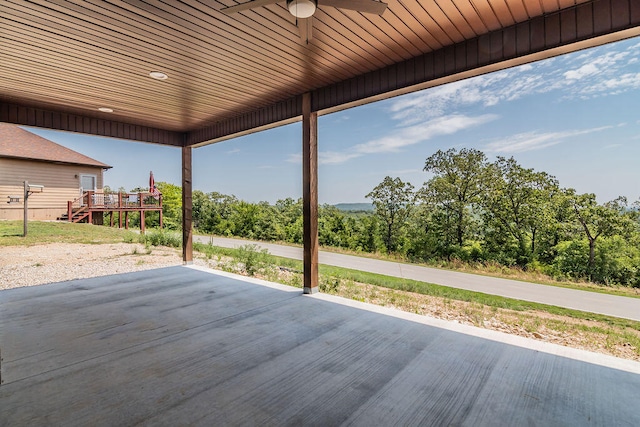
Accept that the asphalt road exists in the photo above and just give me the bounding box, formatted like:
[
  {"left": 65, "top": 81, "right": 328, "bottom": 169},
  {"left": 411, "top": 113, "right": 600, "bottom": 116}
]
[{"left": 194, "top": 235, "right": 640, "bottom": 321}]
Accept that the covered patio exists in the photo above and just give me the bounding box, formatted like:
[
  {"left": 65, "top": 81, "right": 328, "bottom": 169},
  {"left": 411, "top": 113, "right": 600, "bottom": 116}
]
[
  {"left": 2, "top": 0, "right": 640, "bottom": 291},
  {"left": 2, "top": 1, "right": 640, "bottom": 424},
  {"left": 1, "top": 266, "right": 639, "bottom": 425}
]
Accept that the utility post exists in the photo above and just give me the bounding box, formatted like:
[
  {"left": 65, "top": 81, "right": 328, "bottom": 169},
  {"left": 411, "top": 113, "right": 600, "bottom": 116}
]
[
  {"left": 22, "top": 181, "right": 44, "bottom": 237},
  {"left": 24, "top": 181, "right": 28, "bottom": 237}
]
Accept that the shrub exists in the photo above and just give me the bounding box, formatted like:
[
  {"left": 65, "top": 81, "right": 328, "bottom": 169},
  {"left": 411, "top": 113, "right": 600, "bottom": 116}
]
[
  {"left": 552, "top": 240, "right": 589, "bottom": 280},
  {"left": 237, "top": 244, "right": 270, "bottom": 276},
  {"left": 553, "top": 237, "right": 640, "bottom": 286},
  {"left": 319, "top": 277, "right": 341, "bottom": 293},
  {"left": 140, "top": 229, "right": 182, "bottom": 248},
  {"left": 454, "top": 241, "right": 485, "bottom": 262}
]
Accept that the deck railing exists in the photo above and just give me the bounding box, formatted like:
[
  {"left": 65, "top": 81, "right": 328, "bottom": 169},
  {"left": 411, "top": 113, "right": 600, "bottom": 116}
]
[
  {"left": 67, "top": 191, "right": 162, "bottom": 222},
  {"left": 88, "top": 191, "right": 162, "bottom": 209},
  {"left": 70, "top": 191, "right": 162, "bottom": 209}
]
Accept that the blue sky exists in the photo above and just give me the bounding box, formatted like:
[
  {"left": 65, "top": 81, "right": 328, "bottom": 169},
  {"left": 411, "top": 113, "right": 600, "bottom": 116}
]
[{"left": 27, "top": 36, "right": 640, "bottom": 205}]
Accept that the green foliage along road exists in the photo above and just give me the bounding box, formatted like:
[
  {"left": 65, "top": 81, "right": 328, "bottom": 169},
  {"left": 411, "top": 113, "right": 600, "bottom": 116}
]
[{"left": 135, "top": 149, "right": 640, "bottom": 288}]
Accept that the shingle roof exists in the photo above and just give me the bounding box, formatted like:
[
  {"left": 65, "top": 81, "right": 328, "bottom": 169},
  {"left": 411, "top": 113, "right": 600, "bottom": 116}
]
[{"left": 0, "top": 123, "right": 111, "bottom": 168}]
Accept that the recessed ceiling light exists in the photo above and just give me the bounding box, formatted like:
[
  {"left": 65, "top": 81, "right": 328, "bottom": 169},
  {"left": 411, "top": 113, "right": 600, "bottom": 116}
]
[
  {"left": 98, "top": 107, "right": 114, "bottom": 113},
  {"left": 149, "top": 71, "right": 168, "bottom": 80}
]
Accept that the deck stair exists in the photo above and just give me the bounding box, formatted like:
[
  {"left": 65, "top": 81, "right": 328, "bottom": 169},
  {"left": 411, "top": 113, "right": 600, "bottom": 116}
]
[{"left": 58, "top": 205, "right": 90, "bottom": 223}]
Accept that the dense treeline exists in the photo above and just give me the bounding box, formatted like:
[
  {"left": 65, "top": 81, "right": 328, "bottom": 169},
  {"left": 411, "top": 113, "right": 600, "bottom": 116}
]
[{"left": 138, "top": 149, "right": 640, "bottom": 287}]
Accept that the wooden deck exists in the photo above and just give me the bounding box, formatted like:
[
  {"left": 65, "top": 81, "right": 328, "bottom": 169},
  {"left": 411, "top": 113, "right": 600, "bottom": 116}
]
[
  {"left": 1, "top": 266, "right": 639, "bottom": 426},
  {"left": 65, "top": 191, "right": 162, "bottom": 231}
]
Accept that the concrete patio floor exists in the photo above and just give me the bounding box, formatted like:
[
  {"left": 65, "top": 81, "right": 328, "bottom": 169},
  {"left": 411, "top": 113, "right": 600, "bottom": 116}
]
[{"left": 1, "top": 266, "right": 639, "bottom": 426}]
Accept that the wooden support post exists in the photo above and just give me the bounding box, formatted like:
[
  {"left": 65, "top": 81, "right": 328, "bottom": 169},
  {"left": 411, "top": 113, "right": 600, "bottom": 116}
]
[
  {"left": 302, "top": 92, "right": 319, "bottom": 294},
  {"left": 182, "top": 146, "right": 193, "bottom": 264},
  {"left": 110, "top": 211, "right": 114, "bottom": 227},
  {"left": 125, "top": 211, "right": 129, "bottom": 230},
  {"left": 118, "top": 210, "right": 122, "bottom": 228},
  {"left": 140, "top": 211, "right": 145, "bottom": 234}
]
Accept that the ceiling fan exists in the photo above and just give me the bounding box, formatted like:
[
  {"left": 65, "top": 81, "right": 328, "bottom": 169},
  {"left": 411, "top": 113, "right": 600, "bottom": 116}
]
[{"left": 220, "top": 0, "right": 388, "bottom": 43}]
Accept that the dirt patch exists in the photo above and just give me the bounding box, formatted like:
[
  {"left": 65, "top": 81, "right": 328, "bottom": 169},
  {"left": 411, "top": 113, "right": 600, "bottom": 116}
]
[{"left": 0, "top": 243, "right": 189, "bottom": 290}]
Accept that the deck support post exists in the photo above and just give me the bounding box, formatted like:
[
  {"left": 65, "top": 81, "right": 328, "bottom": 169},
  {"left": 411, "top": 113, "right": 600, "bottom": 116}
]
[
  {"left": 118, "top": 193, "right": 122, "bottom": 228},
  {"left": 159, "top": 195, "right": 163, "bottom": 229},
  {"left": 182, "top": 145, "right": 193, "bottom": 264},
  {"left": 87, "top": 190, "right": 93, "bottom": 225},
  {"left": 302, "top": 92, "right": 318, "bottom": 294},
  {"left": 140, "top": 211, "right": 145, "bottom": 234}
]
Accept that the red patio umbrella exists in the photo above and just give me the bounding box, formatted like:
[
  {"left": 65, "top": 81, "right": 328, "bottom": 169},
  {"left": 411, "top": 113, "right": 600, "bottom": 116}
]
[{"left": 149, "top": 171, "right": 160, "bottom": 198}]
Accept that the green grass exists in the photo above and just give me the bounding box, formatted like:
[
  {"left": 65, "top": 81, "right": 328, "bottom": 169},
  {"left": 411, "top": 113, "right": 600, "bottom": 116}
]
[
  {"left": 319, "top": 245, "right": 640, "bottom": 299},
  {"left": 194, "top": 242, "right": 300, "bottom": 270},
  {"left": 197, "top": 232, "right": 640, "bottom": 299},
  {"left": 0, "top": 220, "right": 139, "bottom": 246},
  {"left": 3, "top": 224, "right": 639, "bottom": 333},
  {"left": 318, "top": 265, "right": 640, "bottom": 330},
  {"left": 193, "top": 241, "right": 640, "bottom": 332}
]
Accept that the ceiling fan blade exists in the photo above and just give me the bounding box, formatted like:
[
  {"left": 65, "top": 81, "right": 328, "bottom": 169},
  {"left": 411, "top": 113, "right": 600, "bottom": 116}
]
[
  {"left": 220, "top": 0, "right": 280, "bottom": 15},
  {"left": 319, "top": 0, "right": 387, "bottom": 15},
  {"left": 297, "top": 16, "right": 313, "bottom": 43}
]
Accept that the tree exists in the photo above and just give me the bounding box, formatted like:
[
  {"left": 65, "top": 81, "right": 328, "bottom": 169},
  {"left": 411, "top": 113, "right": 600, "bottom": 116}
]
[
  {"left": 366, "top": 176, "right": 415, "bottom": 253},
  {"left": 156, "top": 182, "right": 182, "bottom": 230},
  {"left": 275, "top": 198, "right": 303, "bottom": 243},
  {"left": 569, "top": 191, "right": 632, "bottom": 276},
  {"left": 421, "top": 148, "right": 489, "bottom": 249},
  {"left": 482, "top": 157, "right": 559, "bottom": 266}
]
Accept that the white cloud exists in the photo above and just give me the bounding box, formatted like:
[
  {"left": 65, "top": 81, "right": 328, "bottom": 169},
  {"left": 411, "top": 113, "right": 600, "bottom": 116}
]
[
  {"left": 319, "top": 151, "right": 361, "bottom": 165},
  {"left": 226, "top": 148, "right": 241, "bottom": 154},
  {"left": 292, "top": 40, "right": 639, "bottom": 166},
  {"left": 588, "top": 73, "right": 640, "bottom": 93},
  {"left": 286, "top": 153, "right": 301, "bottom": 164},
  {"left": 287, "top": 114, "right": 497, "bottom": 166},
  {"left": 485, "top": 126, "right": 613, "bottom": 153},
  {"left": 285, "top": 151, "right": 361, "bottom": 165},
  {"left": 354, "top": 114, "right": 498, "bottom": 154},
  {"left": 564, "top": 63, "right": 599, "bottom": 80},
  {"left": 563, "top": 51, "right": 630, "bottom": 82},
  {"left": 390, "top": 77, "right": 512, "bottom": 125},
  {"left": 389, "top": 39, "right": 640, "bottom": 124}
]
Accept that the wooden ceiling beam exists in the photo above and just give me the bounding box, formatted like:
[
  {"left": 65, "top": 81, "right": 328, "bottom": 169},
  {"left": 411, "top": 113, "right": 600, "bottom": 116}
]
[
  {"left": 0, "top": 101, "right": 184, "bottom": 147},
  {"left": 188, "top": 0, "right": 640, "bottom": 146}
]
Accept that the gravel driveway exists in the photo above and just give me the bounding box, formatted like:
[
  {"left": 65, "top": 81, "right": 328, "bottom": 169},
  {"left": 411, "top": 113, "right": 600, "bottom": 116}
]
[{"left": 0, "top": 243, "right": 199, "bottom": 290}]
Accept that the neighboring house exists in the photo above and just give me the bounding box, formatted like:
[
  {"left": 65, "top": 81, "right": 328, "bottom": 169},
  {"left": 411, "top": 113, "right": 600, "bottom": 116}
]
[{"left": 0, "top": 123, "right": 112, "bottom": 221}]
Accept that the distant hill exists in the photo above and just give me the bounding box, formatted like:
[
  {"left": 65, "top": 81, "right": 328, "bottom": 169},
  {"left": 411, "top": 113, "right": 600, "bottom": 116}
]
[{"left": 334, "top": 203, "right": 374, "bottom": 212}]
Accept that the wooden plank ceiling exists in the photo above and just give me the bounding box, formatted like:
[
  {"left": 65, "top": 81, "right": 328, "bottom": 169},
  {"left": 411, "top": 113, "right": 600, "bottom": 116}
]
[{"left": 1, "top": 0, "right": 639, "bottom": 146}]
